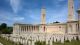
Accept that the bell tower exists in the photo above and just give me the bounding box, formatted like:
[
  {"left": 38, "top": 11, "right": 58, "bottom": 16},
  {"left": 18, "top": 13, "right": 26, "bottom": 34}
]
[
  {"left": 41, "top": 7, "right": 46, "bottom": 24},
  {"left": 40, "top": 7, "right": 46, "bottom": 32},
  {"left": 77, "top": 0, "right": 80, "bottom": 34},
  {"left": 68, "top": 0, "right": 75, "bottom": 22},
  {"left": 67, "top": 0, "right": 77, "bottom": 34}
]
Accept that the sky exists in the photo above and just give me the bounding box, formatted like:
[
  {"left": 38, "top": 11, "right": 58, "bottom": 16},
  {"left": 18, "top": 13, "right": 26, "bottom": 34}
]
[{"left": 0, "top": 0, "right": 79, "bottom": 26}]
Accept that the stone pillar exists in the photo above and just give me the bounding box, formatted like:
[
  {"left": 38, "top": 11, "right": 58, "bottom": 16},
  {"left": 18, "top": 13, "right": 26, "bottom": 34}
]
[
  {"left": 30, "top": 26, "right": 32, "bottom": 32},
  {"left": 23, "top": 26, "right": 25, "bottom": 34},
  {"left": 21, "top": 27, "right": 23, "bottom": 34},
  {"left": 26, "top": 26, "right": 28, "bottom": 32},
  {"left": 28, "top": 26, "right": 29, "bottom": 32},
  {"left": 32, "top": 26, "right": 33, "bottom": 32},
  {"left": 26, "top": 26, "right": 27, "bottom": 32},
  {"left": 19, "top": 26, "right": 21, "bottom": 34},
  {"left": 77, "top": 7, "right": 80, "bottom": 34}
]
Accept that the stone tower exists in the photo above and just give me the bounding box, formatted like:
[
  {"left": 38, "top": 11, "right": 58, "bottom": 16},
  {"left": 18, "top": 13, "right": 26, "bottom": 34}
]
[
  {"left": 40, "top": 7, "right": 46, "bottom": 32},
  {"left": 67, "top": 0, "right": 77, "bottom": 34},
  {"left": 77, "top": 0, "right": 80, "bottom": 34},
  {"left": 77, "top": 0, "right": 80, "bottom": 21},
  {"left": 68, "top": 0, "right": 75, "bottom": 22},
  {"left": 41, "top": 7, "right": 46, "bottom": 24}
]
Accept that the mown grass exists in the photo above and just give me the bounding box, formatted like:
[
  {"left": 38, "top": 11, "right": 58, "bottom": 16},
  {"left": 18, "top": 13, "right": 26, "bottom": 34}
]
[
  {"left": 0, "top": 36, "right": 80, "bottom": 45},
  {"left": 0, "top": 36, "right": 21, "bottom": 45},
  {"left": 64, "top": 40, "right": 80, "bottom": 45},
  {"left": 52, "top": 40, "right": 80, "bottom": 45},
  {"left": 35, "top": 40, "right": 80, "bottom": 45}
]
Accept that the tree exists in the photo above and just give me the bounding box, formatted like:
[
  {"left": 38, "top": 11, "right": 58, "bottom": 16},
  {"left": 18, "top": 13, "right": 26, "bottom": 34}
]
[
  {"left": 0, "top": 23, "right": 13, "bottom": 34},
  {"left": 0, "top": 23, "right": 7, "bottom": 29}
]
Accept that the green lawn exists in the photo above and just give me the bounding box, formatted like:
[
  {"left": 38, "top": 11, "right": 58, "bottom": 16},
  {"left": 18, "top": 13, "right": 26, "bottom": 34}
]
[
  {"left": 0, "top": 36, "right": 22, "bottom": 45},
  {"left": 0, "top": 36, "right": 80, "bottom": 45},
  {"left": 35, "top": 40, "right": 80, "bottom": 45},
  {"left": 64, "top": 40, "right": 80, "bottom": 45},
  {"left": 53, "top": 40, "right": 80, "bottom": 45}
]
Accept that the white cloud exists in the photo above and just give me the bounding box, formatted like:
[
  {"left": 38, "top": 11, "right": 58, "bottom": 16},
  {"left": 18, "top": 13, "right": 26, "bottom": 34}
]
[
  {"left": 10, "top": 0, "right": 21, "bottom": 13},
  {"left": 13, "top": 17, "right": 24, "bottom": 21}
]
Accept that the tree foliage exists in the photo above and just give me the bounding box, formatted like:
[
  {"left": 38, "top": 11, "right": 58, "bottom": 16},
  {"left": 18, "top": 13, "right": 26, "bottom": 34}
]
[{"left": 0, "top": 23, "right": 13, "bottom": 34}]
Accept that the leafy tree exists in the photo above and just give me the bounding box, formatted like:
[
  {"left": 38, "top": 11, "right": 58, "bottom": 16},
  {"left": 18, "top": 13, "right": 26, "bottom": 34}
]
[
  {"left": 0, "top": 23, "right": 13, "bottom": 34},
  {"left": 0, "top": 23, "right": 7, "bottom": 29}
]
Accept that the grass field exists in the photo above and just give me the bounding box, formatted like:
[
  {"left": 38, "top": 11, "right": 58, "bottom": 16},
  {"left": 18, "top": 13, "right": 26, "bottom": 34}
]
[
  {"left": 53, "top": 40, "right": 80, "bottom": 45},
  {"left": 0, "top": 36, "right": 80, "bottom": 45},
  {"left": 64, "top": 40, "right": 80, "bottom": 45},
  {"left": 0, "top": 36, "right": 22, "bottom": 45},
  {"left": 35, "top": 40, "right": 80, "bottom": 45}
]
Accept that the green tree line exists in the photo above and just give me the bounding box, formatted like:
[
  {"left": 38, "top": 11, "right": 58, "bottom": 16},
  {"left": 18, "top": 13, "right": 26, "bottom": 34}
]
[{"left": 0, "top": 23, "right": 13, "bottom": 34}]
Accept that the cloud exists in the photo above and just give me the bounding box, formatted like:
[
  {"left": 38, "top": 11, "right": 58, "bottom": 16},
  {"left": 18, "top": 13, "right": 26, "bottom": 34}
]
[
  {"left": 13, "top": 17, "right": 24, "bottom": 21},
  {"left": 0, "top": 10, "right": 12, "bottom": 21},
  {"left": 10, "top": 0, "right": 21, "bottom": 13},
  {"left": 0, "top": 10, "right": 25, "bottom": 23}
]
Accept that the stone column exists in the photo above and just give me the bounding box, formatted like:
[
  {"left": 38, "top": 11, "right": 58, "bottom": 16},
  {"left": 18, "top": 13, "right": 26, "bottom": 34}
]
[
  {"left": 25, "top": 26, "right": 27, "bottom": 33},
  {"left": 21, "top": 27, "right": 23, "bottom": 34},
  {"left": 34, "top": 26, "right": 35, "bottom": 32},
  {"left": 23, "top": 26, "right": 25, "bottom": 33},
  {"left": 77, "top": 7, "right": 80, "bottom": 34},
  {"left": 30, "top": 26, "right": 31, "bottom": 32},
  {"left": 19, "top": 26, "right": 21, "bottom": 34},
  {"left": 26, "top": 26, "right": 28, "bottom": 32},
  {"left": 27, "top": 26, "right": 29, "bottom": 32},
  {"left": 32, "top": 26, "right": 33, "bottom": 32},
  {"left": 29, "top": 26, "right": 30, "bottom": 32}
]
